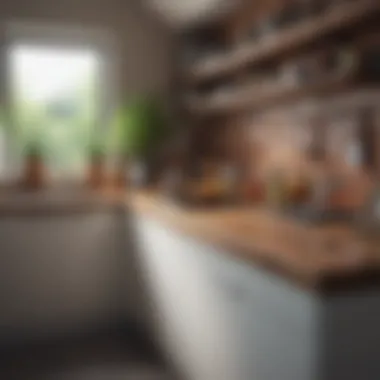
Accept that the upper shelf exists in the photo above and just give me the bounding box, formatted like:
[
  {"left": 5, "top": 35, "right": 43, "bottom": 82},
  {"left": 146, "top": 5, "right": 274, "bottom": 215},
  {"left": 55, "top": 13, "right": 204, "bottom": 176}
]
[
  {"left": 185, "top": 72, "right": 356, "bottom": 115},
  {"left": 186, "top": 0, "right": 380, "bottom": 84}
]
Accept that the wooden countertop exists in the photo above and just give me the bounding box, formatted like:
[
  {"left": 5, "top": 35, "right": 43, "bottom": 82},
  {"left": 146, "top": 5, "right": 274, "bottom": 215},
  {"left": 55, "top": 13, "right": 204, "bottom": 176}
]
[
  {"left": 1, "top": 187, "right": 378, "bottom": 290},
  {"left": 129, "top": 192, "right": 380, "bottom": 292}
]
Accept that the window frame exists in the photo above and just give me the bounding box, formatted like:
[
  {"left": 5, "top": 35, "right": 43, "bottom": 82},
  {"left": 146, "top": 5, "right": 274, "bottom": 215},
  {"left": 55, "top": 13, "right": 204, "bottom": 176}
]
[{"left": 1, "top": 21, "right": 120, "bottom": 185}]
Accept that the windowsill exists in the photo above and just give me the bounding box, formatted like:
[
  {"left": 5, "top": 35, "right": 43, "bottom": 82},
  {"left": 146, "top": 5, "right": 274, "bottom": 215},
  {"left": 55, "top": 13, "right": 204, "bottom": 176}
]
[{"left": 0, "top": 184, "right": 128, "bottom": 216}]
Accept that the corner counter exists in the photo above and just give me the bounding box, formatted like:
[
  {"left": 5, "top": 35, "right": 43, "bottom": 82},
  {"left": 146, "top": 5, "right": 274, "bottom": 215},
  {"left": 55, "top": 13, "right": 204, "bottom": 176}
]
[
  {"left": 129, "top": 191, "right": 380, "bottom": 291},
  {"left": 130, "top": 191, "right": 380, "bottom": 380}
]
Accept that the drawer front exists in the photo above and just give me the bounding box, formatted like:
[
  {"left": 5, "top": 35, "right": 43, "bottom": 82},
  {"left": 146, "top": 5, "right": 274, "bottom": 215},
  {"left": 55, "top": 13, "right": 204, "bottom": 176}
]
[
  {"left": 189, "top": 239, "right": 319, "bottom": 380},
  {"left": 203, "top": 242, "right": 318, "bottom": 332},
  {"left": 135, "top": 217, "right": 319, "bottom": 380}
]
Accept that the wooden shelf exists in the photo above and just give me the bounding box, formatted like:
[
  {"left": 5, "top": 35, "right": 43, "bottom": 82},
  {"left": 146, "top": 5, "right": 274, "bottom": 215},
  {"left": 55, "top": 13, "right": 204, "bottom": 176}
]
[
  {"left": 187, "top": 0, "right": 380, "bottom": 84},
  {"left": 264, "top": 88, "right": 380, "bottom": 120},
  {"left": 186, "top": 72, "right": 356, "bottom": 115}
]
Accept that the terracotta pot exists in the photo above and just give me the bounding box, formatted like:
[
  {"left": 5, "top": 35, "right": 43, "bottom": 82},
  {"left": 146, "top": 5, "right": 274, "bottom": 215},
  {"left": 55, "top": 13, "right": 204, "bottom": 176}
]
[
  {"left": 87, "top": 157, "right": 106, "bottom": 189},
  {"left": 23, "top": 155, "right": 45, "bottom": 190},
  {"left": 113, "top": 168, "right": 126, "bottom": 190},
  {"left": 108, "top": 157, "right": 127, "bottom": 190}
]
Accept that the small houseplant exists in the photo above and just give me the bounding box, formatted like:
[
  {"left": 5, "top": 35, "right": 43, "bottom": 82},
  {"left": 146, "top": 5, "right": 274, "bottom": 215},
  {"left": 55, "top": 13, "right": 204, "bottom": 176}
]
[
  {"left": 86, "top": 141, "right": 107, "bottom": 189},
  {"left": 113, "top": 96, "right": 169, "bottom": 187},
  {"left": 22, "top": 139, "right": 46, "bottom": 190}
]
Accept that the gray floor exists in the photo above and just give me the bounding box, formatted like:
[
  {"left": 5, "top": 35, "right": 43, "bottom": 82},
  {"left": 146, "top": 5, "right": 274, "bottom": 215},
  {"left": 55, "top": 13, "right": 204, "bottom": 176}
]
[{"left": 0, "top": 335, "right": 176, "bottom": 380}]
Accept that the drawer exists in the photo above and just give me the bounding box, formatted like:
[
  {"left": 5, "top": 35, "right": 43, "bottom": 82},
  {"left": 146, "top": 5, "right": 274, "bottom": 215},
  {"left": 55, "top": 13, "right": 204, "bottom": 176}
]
[{"left": 199, "top": 242, "right": 319, "bottom": 335}]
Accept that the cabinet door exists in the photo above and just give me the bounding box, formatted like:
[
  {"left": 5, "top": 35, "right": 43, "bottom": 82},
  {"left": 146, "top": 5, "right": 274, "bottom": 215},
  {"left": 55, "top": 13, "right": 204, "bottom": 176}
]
[
  {"left": 135, "top": 217, "right": 320, "bottom": 380},
  {"left": 135, "top": 217, "right": 239, "bottom": 380},
  {"left": 206, "top": 244, "right": 319, "bottom": 380}
]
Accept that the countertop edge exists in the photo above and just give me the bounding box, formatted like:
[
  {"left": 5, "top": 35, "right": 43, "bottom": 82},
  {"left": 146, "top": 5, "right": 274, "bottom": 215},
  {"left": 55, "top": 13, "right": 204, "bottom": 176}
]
[{"left": 129, "top": 192, "right": 380, "bottom": 293}]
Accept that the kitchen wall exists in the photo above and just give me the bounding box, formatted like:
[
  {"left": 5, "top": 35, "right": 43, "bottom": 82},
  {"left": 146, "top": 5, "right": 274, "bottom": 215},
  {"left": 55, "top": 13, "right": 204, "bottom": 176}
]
[
  {"left": 0, "top": 0, "right": 173, "bottom": 99},
  {"left": 218, "top": 106, "right": 378, "bottom": 209},
  {"left": 0, "top": 0, "right": 175, "bottom": 181}
]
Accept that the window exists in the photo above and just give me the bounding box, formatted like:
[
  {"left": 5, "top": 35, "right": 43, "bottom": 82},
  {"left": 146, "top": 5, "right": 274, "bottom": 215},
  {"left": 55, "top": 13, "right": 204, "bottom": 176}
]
[
  {"left": 10, "top": 45, "right": 100, "bottom": 180},
  {"left": 3, "top": 22, "right": 119, "bottom": 183}
]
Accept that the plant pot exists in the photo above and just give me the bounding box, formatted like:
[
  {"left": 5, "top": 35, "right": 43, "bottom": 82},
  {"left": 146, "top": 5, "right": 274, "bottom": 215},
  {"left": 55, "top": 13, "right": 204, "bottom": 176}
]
[
  {"left": 113, "top": 161, "right": 127, "bottom": 190},
  {"left": 23, "top": 155, "right": 45, "bottom": 190},
  {"left": 113, "top": 170, "right": 126, "bottom": 189},
  {"left": 87, "top": 157, "right": 106, "bottom": 190}
]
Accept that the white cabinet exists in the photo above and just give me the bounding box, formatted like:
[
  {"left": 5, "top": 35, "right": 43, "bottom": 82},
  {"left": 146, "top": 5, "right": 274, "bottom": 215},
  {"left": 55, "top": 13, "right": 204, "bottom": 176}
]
[
  {"left": 201, "top": 243, "right": 320, "bottom": 380},
  {"left": 136, "top": 217, "right": 240, "bottom": 380},
  {"left": 0, "top": 210, "right": 125, "bottom": 341},
  {"left": 135, "top": 216, "right": 321, "bottom": 380}
]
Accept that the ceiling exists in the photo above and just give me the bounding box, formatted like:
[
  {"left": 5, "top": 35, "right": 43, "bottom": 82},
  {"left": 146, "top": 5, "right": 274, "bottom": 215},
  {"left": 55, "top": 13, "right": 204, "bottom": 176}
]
[{"left": 144, "top": 0, "right": 242, "bottom": 27}]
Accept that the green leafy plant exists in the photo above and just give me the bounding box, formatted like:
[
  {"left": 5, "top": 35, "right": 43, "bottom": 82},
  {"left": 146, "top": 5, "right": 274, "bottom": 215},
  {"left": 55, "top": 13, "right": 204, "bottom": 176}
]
[
  {"left": 90, "top": 144, "right": 106, "bottom": 158},
  {"left": 88, "top": 138, "right": 107, "bottom": 159},
  {"left": 112, "top": 96, "right": 169, "bottom": 160},
  {"left": 23, "top": 139, "right": 46, "bottom": 158}
]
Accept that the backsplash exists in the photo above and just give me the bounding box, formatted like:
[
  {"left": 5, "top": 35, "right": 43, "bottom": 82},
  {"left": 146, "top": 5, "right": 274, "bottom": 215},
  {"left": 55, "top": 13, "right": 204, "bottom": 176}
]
[{"left": 217, "top": 105, "right": 380, "bottom": 209}]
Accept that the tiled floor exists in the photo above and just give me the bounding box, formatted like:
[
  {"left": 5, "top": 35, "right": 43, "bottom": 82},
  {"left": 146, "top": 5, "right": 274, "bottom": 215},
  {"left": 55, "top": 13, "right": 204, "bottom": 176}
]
[{"left": 0, "top": 335, "right": 176, "bottom": 380}]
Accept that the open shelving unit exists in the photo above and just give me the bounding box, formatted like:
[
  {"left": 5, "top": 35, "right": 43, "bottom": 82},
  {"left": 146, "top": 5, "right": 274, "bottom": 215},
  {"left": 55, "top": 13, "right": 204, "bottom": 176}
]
[
  {"left": 176, "top": 0, "right": 380, "bottom": 188},
  {"left": 186, "top": 69, "right": 358, "bottom": 115},
  {"left": 186, "top": 0, "right": 380, "bottom": 84},
  {"left": 181, "top": 0, "right": 380, "bottom": 116}
]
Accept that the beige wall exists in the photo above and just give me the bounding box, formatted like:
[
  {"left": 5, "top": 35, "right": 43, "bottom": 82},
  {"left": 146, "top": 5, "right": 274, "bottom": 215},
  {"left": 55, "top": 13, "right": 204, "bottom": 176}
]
[{"left": 0, "top": 0, "right": 173, "bottom": 99}]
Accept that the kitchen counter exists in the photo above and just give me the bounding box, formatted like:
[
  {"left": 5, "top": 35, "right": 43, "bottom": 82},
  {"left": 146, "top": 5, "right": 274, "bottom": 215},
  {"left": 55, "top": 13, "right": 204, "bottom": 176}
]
[
  {"left": 132, "top": 192, "right": 380, "bottom": 380},
  {"left": 129, "top": 191, "right": 380, "bottom": 291},
  {"left": 0, "top": 187, "right": 378, "bottom": 290}
]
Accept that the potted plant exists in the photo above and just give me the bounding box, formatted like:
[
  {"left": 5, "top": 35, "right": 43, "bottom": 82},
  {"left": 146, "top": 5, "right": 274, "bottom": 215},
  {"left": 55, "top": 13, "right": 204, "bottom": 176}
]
[
  {"left": 22, "top": 139, "right": 46, "bottom": 190},
  {"left": 86, "top": 141, "right": 107, "bottom": 190},
  {"left": 113, "top": 97, "right": 169, "bottom": 188}
]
